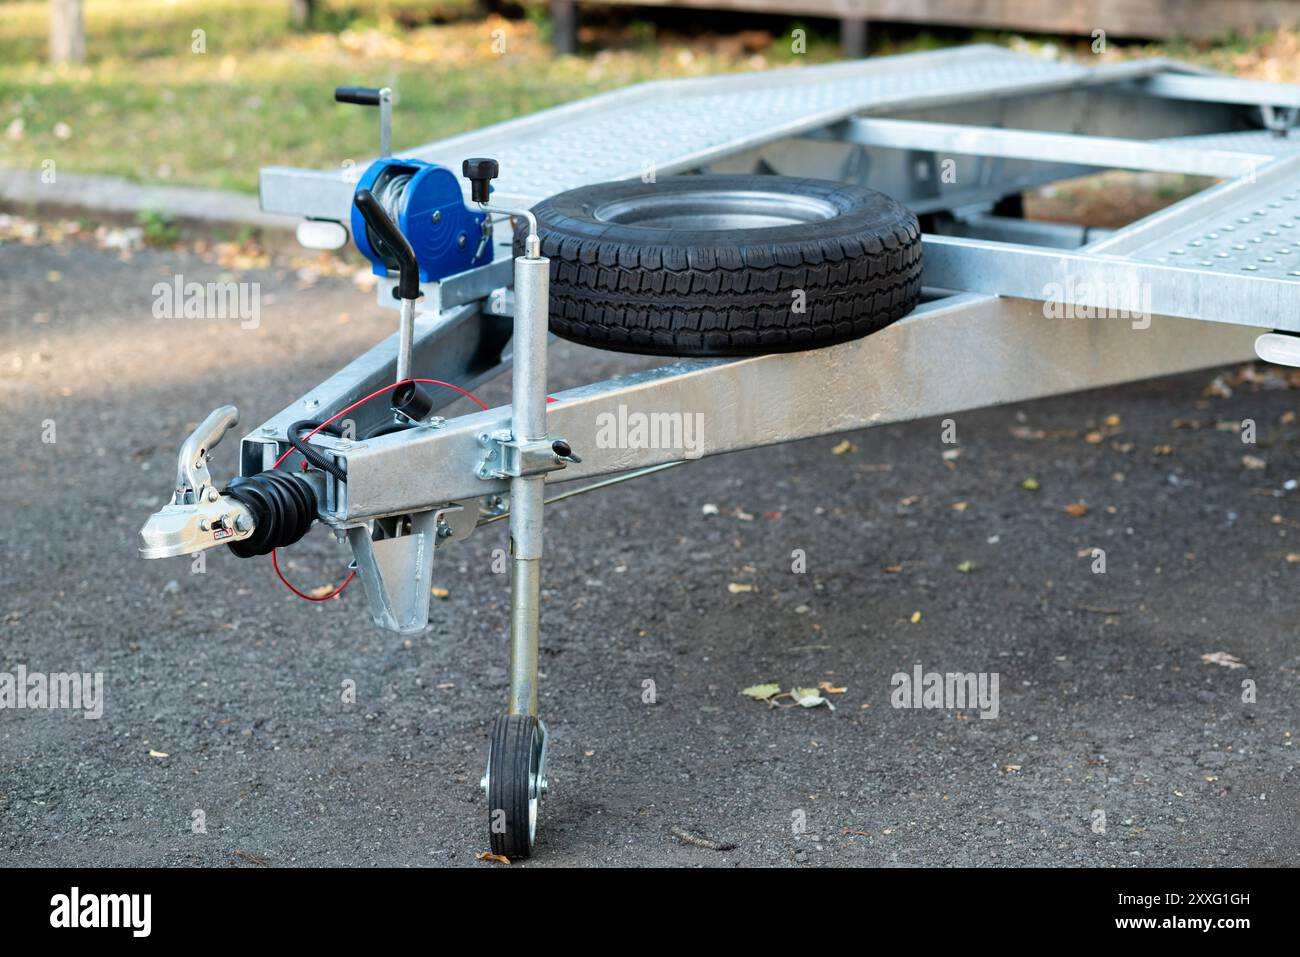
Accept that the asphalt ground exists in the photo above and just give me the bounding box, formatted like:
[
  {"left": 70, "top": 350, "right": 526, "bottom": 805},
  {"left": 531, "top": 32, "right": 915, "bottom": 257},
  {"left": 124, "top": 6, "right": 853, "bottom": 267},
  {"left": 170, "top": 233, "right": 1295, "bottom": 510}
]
[{"left": 1, "top": 236, "right": 1297, "bottom": 867}]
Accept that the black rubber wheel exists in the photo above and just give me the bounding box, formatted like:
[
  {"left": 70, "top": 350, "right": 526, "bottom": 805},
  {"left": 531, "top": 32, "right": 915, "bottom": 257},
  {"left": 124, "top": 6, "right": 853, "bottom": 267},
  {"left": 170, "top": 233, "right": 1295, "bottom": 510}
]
[
  {"left": 515, "top": 174, "right": 923, "bottom": 357},
  {"left": 486, "top": 714, "right": 546, "bottom": 859}
]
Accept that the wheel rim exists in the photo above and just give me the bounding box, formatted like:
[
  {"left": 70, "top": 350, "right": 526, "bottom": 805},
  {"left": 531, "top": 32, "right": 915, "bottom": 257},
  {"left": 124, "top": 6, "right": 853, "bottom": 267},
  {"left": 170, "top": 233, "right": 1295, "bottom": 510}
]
[
  {"left": 592, "top": 189, "right": 838, "bottom": 231},
  {"left": 527, "top": 721, "right": 548, "bottom": 846}
]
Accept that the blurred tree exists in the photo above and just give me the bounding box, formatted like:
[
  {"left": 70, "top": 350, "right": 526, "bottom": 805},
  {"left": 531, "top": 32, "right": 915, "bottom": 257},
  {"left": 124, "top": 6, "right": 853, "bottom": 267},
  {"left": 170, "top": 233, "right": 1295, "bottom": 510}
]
[
  {"left": 289, "top": 0, "right": 316, "bottom": 27},
  {"left": 49, "top": 0, "right": 85, "bottom": 64}
]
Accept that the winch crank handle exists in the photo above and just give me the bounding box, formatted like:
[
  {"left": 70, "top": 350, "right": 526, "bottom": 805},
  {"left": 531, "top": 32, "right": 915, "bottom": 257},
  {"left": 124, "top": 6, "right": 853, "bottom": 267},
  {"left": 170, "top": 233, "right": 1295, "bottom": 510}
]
[
  {"left": 176, "top": 405, "right": 239, "bottom": 502},
  {"left": 334, "top": 86, "right": 393, "bottom": 158},
  {"left": 354, "top": 188, "right": 420, "bottom": 382},
  {"left": 354, "top": 189, "right": 419, "bottom": 300}
]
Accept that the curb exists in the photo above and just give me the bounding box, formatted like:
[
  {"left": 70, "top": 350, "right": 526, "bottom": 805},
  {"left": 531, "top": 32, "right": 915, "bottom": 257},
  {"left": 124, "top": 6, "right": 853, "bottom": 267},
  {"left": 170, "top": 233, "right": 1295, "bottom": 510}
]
[{"left": 0, "top": 167, "right": 299, "bottom": 239}]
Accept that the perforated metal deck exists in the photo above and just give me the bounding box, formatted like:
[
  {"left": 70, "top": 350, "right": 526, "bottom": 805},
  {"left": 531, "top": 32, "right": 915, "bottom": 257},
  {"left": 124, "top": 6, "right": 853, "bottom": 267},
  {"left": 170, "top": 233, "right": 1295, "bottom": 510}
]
[
  {"left": 1127, "top": 179, "right": 1300, "bottom": 280},
  {"left": 261, "top": 45, "right": 1112, "bottom": 218},
  {"left": 414, "top": 46, "right": 1090, "bottom": 207}
]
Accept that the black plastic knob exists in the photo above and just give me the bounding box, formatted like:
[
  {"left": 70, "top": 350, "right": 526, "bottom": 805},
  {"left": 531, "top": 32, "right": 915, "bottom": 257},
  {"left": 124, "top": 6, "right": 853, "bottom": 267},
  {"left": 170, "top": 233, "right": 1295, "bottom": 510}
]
[
  {"left": 462, "top": 157, "right": 499, "bottom": 204},
  {"left": 552, "top": 440, "right": 581, "bottom": 463}
]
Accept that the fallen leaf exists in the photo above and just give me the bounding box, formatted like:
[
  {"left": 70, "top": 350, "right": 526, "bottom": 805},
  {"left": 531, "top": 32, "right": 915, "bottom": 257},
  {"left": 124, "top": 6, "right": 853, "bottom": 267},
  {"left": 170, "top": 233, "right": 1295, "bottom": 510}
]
[
  {"left": 148, "top": 750, "right": 169, "bottom": 759},
  {"left": 817, "top": 681, "right": 847, "bottom": 694},
  {"left": 882, "top": 564, "right": 903, "bottom": 573},
  {"left": 1288, "top": 553, "right": 1300, "bottom": 563},
  {"left": 1084, "top": 430, "right": 1105, "bottom": 444},
  {"left": 956, "top": 560, "right": 975, "bottom": 573},
  {"left": 1021, "top": 477, "right": 1040, "bottom": 491},
  {"left": 727, "top": 582, "right": 754, "bottom": 594},
  {"left": 831, "top": 439, "right": 856, "bottom": 455},
  {"left": 431, "top": 586, "right": 450, "bottom": 599},
  {"left": 910, "top": 610, "right": 922, "bottom": 624},
  {"left": 741, "top": 683, "right": 781, "bottom": 700},
  {"left": 308, "top": 584, "right": 334, "bottom": 598},
  {"left": 1171, "top": 418, "right": 1201, "bottom": 430},
  {"left": 790, "top": 687, "right": 833, "bottom": 709},
  {"left": 477, "top": 852, "right": 511, "bottom": 865},
  {"left": 1003, "top": 765, "right": 1022, "bottom": 773},
  {"left": 1200, "top": 652, "right": 1246, "bottom": 669},
  {"left": 1062, "top": 502, "right": 1089, "bottom": 518},
  {"left": 1104, "top": 414, "right": 1121, "bottom": 427},
  {"left": 950, "top": 501, "right": 969, "bottom": 512},
  {"left": 898, "top": 495, "right": 921, "bottom": 506},
  {"left": 1153, "top": 445, "right": 1174, "bottom": 456},
  {"left": 1282, "top": 411, "right": 1296, "bottom": 425},
  {"left": 1242, "top": 455, "right": 1267, "bottom": 471}
]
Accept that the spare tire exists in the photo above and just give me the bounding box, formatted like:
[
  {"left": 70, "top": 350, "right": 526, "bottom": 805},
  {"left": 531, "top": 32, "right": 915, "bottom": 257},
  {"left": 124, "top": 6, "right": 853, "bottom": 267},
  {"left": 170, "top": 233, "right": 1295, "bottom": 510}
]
[{"left": 515, "top": 175, "right": 923, "bottom": 357}]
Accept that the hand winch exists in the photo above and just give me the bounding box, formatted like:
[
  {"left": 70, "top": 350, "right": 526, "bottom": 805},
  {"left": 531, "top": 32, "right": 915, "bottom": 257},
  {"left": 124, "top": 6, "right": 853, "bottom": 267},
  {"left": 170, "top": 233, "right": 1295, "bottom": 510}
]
[{"left": 335, "top": 85, "right": 494, "bottom": 285}]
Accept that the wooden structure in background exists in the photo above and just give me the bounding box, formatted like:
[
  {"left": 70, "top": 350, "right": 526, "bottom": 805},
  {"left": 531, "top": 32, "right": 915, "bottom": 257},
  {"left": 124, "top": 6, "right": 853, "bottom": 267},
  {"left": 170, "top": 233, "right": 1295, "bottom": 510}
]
[{"left": 550, "top": 0, "right": 1300, "bottom": 57}]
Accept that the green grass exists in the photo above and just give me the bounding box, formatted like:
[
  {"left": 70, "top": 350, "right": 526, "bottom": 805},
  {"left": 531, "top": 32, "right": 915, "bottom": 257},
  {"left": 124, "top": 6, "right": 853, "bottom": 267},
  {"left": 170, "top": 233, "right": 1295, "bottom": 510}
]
[
  {"left": 0, "top": 7, "right": 841, "bottom": 192},
  {"left": 0, "top": 0, "right": 482, "bottom": 63}
]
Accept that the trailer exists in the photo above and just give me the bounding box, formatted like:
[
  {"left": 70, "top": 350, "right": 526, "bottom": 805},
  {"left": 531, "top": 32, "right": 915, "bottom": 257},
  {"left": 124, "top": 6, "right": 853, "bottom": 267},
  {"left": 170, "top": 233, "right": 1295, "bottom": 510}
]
[{"left": 138, "top": 45, "right": 1300, "bottom": 857}]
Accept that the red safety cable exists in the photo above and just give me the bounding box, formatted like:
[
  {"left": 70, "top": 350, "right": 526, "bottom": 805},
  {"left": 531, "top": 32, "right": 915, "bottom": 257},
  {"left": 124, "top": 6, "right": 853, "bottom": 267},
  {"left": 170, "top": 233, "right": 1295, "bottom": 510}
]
[{"left": 271, "top": 378, "right": 489, "bottom": 600}]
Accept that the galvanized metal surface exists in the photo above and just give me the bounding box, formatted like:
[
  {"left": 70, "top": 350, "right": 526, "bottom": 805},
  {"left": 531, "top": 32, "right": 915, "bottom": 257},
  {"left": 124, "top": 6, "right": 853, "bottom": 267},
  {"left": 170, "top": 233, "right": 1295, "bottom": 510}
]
[
  {"left": 505, "top": 251, "right": 550, "bottom": 717},
  {"left": 921, "top": 234, "right": 1300, "bottom": 331},
  {"left": 1118, "top": 167, "right": 1300, "bottom": 283},
  {"left": 841, "top": 117, "right": 1272, "bottom": 178},
  {"left": 334, "top": 294, "right": 1258, "bottom": 520},
  {"left": 239, "top": 301, "right": 511, "bottom": 473}
]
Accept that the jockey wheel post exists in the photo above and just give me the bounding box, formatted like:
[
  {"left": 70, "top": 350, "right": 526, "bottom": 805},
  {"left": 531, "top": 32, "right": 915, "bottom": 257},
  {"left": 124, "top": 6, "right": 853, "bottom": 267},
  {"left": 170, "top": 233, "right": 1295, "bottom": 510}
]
[{"left": 468, "top": 158, "right": 554, "bottom": 858}]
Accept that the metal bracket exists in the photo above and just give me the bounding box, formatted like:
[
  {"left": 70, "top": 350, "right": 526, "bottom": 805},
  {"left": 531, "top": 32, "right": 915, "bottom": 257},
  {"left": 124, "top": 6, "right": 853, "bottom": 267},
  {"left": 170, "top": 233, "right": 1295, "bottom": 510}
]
[
  {"left": 345, "top": 501, "right": 475, "bottom": 634},
  {"left": 476, "top": 429, "right": 567, "bottom": 480}
]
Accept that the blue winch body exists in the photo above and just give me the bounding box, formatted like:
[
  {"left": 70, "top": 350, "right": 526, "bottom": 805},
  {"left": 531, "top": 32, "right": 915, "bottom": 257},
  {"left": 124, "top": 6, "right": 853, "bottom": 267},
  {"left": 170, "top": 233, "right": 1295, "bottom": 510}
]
[{"left": 351, "top": 158, "right": 492, "bottom": 284}]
